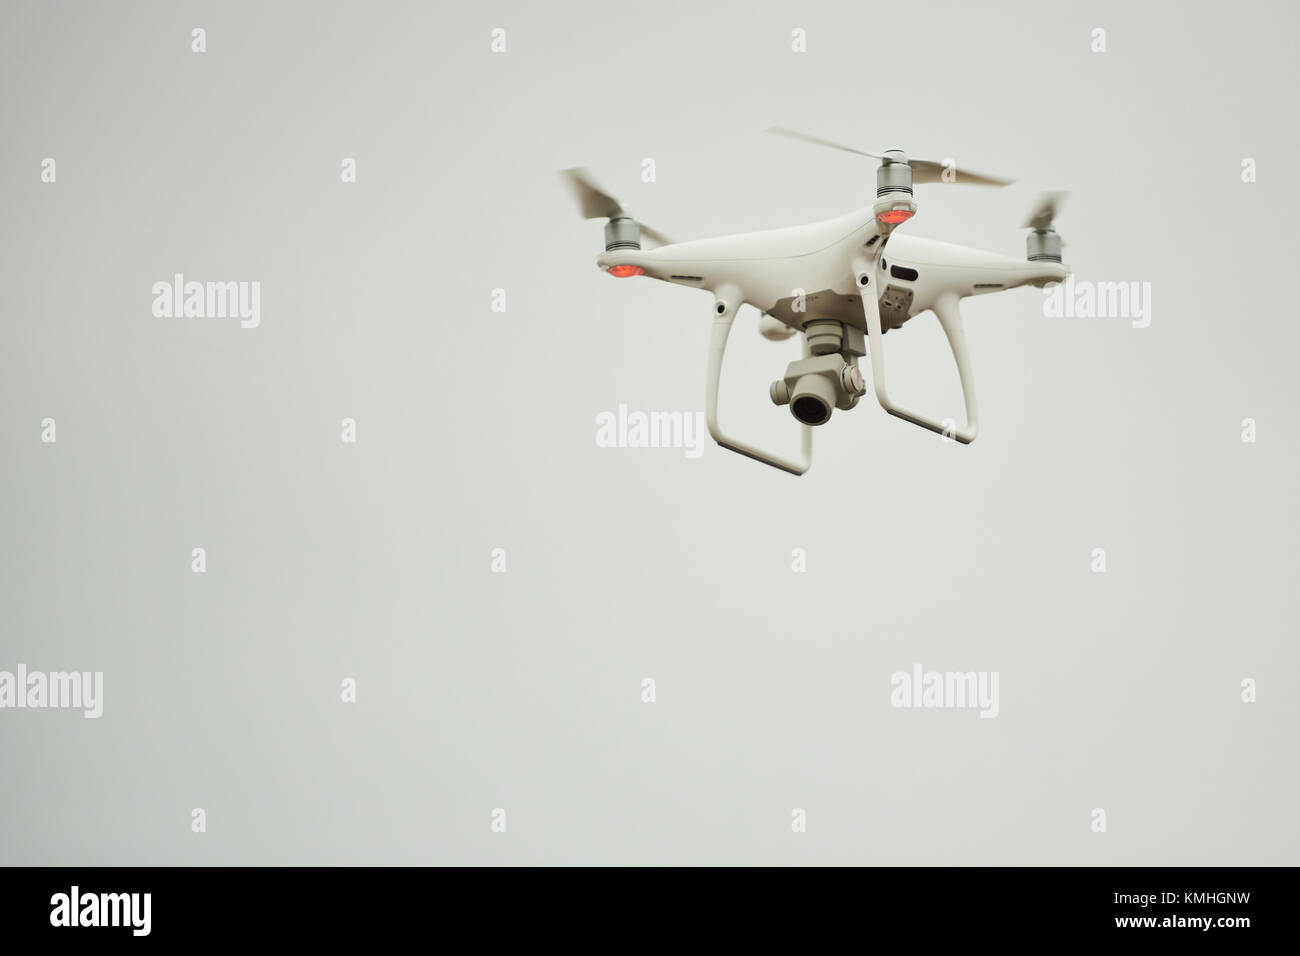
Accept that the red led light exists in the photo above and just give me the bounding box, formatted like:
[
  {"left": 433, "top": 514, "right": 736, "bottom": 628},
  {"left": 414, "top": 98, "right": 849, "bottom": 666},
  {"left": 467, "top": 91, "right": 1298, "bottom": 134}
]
[
  {"left": 876, "top": 209, "right": 914, "bottom": 226},
  {"left": 606, "top": 264, "right": 644, "bottom": 278}
]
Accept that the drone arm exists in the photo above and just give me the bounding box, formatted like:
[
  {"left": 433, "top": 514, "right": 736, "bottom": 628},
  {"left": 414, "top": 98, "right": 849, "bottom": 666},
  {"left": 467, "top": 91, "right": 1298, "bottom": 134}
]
[
  {"left": 858, "top": 271, "right": 978, "bottom": 443},
  {"left": 706, "top": 295, "right": 813, "bottom": 475}
]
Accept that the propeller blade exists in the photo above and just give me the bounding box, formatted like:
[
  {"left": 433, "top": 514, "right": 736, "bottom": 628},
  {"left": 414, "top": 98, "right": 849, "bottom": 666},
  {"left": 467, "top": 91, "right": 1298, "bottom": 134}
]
[
  {"left": 639, "top": 223, "right": 674, "bottom": 247},
  {"left": 767, "top": 127, "right": 1014, "bottom": 186},
  {"left": 765, "top": 126, "right": 884, "bottom": 160},
  {"left": 561, "top": 167, "right": 624, "bottom": 220},
  {"left": 1023, "top": 192, "right": 1067, "bottom": 230},
  {"left": 910, "top": 160, "right": 1014, "bottom": 187},
  {"left": 561, "top": 167, "right": 673, "bottom": 247}
]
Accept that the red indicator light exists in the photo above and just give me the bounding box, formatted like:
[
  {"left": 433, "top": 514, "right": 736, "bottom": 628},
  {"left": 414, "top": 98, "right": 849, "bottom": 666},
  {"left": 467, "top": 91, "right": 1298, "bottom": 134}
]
[
  {"left": 876, "top": 209, "right": 914, "bottom": 226},
  {"left": 606, "top": 264, "right": 644, "bottom": 278}
]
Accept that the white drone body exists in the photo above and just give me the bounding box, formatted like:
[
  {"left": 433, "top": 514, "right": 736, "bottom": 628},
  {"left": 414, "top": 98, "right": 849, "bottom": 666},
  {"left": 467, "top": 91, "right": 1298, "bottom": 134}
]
[{"left": 565, "top": 129, "right": 1069, "bottom": 475}]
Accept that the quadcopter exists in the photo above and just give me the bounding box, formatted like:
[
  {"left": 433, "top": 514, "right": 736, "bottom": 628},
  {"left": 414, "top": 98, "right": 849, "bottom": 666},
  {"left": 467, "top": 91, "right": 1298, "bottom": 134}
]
[{"left": 563, "top": 127, "right": 1068, "bottom": 475}]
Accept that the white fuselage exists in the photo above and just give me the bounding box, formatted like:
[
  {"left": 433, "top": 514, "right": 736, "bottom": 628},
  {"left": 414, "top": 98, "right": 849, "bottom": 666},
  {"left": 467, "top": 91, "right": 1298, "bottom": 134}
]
[{"left": 596, "top": 206, "right": 1066, "bottom": 331}]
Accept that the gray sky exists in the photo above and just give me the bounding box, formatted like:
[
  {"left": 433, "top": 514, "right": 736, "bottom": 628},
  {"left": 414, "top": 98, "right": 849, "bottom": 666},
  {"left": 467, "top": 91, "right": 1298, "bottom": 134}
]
[{"left": 0, "top": 0, "right": 1295, "bottom": 864}]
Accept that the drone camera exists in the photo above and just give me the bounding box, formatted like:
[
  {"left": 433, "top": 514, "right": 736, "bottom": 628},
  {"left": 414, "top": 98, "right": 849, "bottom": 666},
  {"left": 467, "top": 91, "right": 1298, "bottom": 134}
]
[
  {"left": 770, "top": 324, "right": 868, "bottom": 427},
  {"left": 785, "top": 377, "right": 837, "bottom": 426},
  {"left": 792, "top": 391, "right": 833, "bottom": 426}
]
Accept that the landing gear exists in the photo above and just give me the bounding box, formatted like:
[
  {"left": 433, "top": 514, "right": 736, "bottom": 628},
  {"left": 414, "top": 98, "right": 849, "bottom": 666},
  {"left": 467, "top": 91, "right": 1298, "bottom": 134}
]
[
  {"left": 705, "top": 290, "right": 813, "bottom": 475},
  {"left": 855, "top": 258, "right": 979, "bottom": 444}
]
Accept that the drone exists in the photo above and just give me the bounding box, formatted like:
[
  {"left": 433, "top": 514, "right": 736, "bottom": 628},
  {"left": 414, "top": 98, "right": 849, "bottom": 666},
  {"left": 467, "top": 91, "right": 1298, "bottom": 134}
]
[{"left": 563, "top": 127, "right": 1069, "bottom": 475}]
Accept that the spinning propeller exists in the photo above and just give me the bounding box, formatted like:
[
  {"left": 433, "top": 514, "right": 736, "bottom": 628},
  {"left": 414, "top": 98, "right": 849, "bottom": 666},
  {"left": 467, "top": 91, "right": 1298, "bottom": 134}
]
[
  {"left": 561, "top": 168, "right": 673, "bottom": 262},
  {"left": 1023, "top": 192, "right": 1067, "bottom": 262},
  {"left": 765, "top": 127, "right": 1015, "bottom": 188}
]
